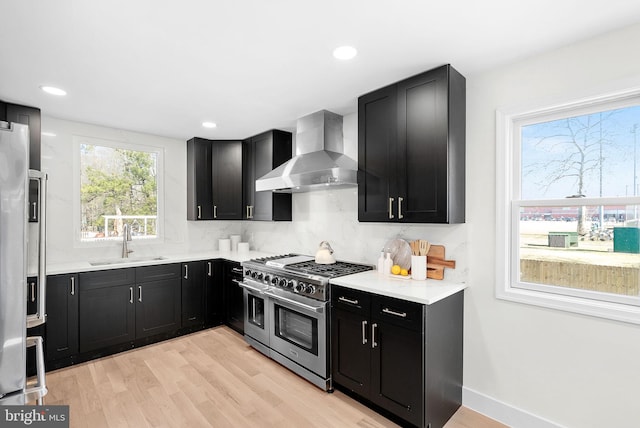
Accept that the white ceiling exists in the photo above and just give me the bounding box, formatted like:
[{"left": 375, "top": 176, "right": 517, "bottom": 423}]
[{"left": 2, "top": 0, "right": 640, "bottom": 141}]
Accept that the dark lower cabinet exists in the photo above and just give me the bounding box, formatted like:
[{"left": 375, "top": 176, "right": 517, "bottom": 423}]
[
  {"left": 332, "top": 285, "right": 463, "bottom": 428},
  {"left": 223, "top": 261, "right": 244, "bottom": 334},
  {"left": 204, "top": 259, "right": 223, "bottom": 326},
  {"left": 45, "top": 274, "right": 79, "bottom": 362},
  {"left": 79, "top": 265, "right": 181, "bottom": 353},
  {"left": 181, "top": 261, "right": 205, "bottom": 328}
]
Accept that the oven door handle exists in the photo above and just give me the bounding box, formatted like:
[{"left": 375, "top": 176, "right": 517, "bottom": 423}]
[
  {"left": 264, "top": 291, "right": 324, "bottom": 314},
  {"left": 234, "top": 279, "right": 266, "bottom": 295}
]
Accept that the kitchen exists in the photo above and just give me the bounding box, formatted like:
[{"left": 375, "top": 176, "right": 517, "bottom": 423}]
[{"left": 2, "top": 1, "right": 640, "bottom": 427}]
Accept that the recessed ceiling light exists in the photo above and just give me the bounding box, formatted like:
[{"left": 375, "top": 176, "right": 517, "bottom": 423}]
[
  {"left": 40, "top": 86, "right": 67, "bottom": 96},
  {"left": 41, "top": 132, "right": 56, "bottom": 137},
  {"left": 333, "top": 46, "right": 357, "bottom": 60},
  {"left": 202, "top": 121, "right": 217, "bottom": 129}
]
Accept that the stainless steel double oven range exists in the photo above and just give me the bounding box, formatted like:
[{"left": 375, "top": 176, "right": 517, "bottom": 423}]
[{"left": 238, "top": 254, "right": 372, "bottom": 391}]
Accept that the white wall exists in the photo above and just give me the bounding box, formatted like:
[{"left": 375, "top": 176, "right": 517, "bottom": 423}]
[
  {"left": 41, "top": 117, "right": 241, "bottom": 263},
  {"left": 464, "top": 23, "right": 640, "bottom": 428}
]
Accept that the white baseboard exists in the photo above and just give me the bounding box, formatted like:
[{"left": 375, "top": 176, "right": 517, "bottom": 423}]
[{"left": 462, "top": 387, "right": 565, "bottom": 428}]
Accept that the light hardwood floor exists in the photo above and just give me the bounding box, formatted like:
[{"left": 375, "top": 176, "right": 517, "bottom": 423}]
[{"left": 40, "top": 326, "right": 507, "bottom": 428}]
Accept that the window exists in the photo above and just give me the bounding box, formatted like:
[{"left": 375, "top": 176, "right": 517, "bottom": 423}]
[
  {"left": 77, "top": 137, "right": 162, "bottom": 243},
  {"left": 496, "top": 89, "right": 640, "bottom": 324}
]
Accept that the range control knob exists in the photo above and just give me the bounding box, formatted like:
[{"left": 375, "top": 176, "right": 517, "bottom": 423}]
[
  {"left": 305, "top": 285, "right": 316, "bottom": 294},
  {"left": 278, "top": 278, "right": 287, "bottom": 287},
  {"left": 264, "top": 275, "right": 270, "bottom": 283},
  {"left": 294, "top": 283, "right": 304, "bottom": 293},
  {"left": 251, "top": 271, "right": 258, "bottom": 279},
  {"left": 287, "top": 280, "right": 295, "bottom": 289},
  {"left": 256, "top": 273, "right": 264, "bottom": 280},
  {"left": 245, "top": 269, "right": 252, "bottom": 277},
  {"left": 271, "top": 276, "right": 278, "bottom": 285}
]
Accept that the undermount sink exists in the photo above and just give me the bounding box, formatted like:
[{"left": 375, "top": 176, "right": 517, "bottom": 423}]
[{"left": 89, "top": 256, "right": 168, "bottom": 266}]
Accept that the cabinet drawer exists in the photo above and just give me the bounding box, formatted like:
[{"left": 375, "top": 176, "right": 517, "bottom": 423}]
[
  {"left": 136, "top": 263, "right": 181, "bottom": 282},
  {"left": 372, "top": 294, "right": 423, "bottom": 332},
  {"left": 332, "top": 285, "right": 371, "bottom": 315},
  {"left": 80, "top": 268, "right": 135, "bottom": 290}
]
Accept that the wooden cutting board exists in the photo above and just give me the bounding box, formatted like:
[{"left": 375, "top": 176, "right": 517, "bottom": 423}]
[{"left": 426, "top": 245, "right": 455, "bottom": 280}]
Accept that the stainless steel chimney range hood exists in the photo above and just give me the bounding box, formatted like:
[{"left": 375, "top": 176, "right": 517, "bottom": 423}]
[{"left": 255, "top": 110, "right": 357, "bottom": 193}]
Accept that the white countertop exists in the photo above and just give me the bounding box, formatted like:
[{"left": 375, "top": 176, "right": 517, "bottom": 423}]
[
  {"left": 329, "top": 270, "right": 466, "bottom": 305},
  {"left": 46, "top": 250, "right": 274, "bottom": 275}
]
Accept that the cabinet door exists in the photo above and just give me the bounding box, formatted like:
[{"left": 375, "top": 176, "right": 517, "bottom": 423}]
[
  {"left": 136, "top": 277, "right": 181, "bottom": 338},
  {"left": 204, "top": 260, "right": 223, "bottom": 326},
  {"left": 370, "top": 320, "right": 424, "bottom": 427},
  {"left": 223, "top": 262, "right": 244, "bottom": 334},
  {"left": 5, "top": 102, "right": 41, "bottom": 171},
  {"left": 79, "top": 283, "right": 135, "bottom": 353},
  {"left": 181, "top": 261, "right": 205, "bottom": 328},
  {"left": 358, "top": 85, "right": 397, "bottom": 222},
  {"left": 331, "top": 308, "right": 371, "bottom": 397},
  {"left": 187, "top": 138, "right": 213, "bottom": 220},
  {"left": 45, "top": 274, "right": 79, "bottom": 361},
  {"left": 212, "top": 140, "right": 243, "bottom": 219},
  {"left": 396, "top": 66, "right": 449, "bottom": 223},
  {"left": 242, "top": 139, "right": 255, "bottom": 219}
]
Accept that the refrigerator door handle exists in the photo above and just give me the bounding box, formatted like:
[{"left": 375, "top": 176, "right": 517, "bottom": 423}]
[
  {"left": 26, "top": 170, "right": 48, "bottom": 329},
  {"left": 24, "top": 336, "right": 48, "bottom": 404}
]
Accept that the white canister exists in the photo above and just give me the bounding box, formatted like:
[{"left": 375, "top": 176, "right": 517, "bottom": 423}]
[
  {"left": 219, "top": 238, "right": 231, "bottom": 252},
  {"left": 237, "top": 242, "right": 250, "bottom": 253},
  {"left": 230, "top": 235, "right": 241, "bottom": 251},
  {"left": 411, "top": 255, "right": 427, "bottom": 281}
]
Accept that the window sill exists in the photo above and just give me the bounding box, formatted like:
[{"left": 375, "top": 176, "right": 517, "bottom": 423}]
[{"left": 496, "top": 284, "right": 640, "bottom": 325}]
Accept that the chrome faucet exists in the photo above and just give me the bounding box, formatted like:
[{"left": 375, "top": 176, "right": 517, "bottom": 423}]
[{"left": 122, "top": 223, "right": 133, "bottom": 258}]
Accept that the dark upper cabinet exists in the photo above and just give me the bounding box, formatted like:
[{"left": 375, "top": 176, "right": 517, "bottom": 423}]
[
  {"left": 45, "top": 273, "right": 79, "bottom": 362},
  {"left": 187, "top": 138, "right": 243, "bottom": 220},
  {"left": 243, "top": 130, "right": 292, "bottom": 221},
  {"left": 212, "top": 140, "right": 243, "bottom": 219},
  {"left": 358, "top": 64, "right": 465, "bottom": 224},
  {"left": 181, "top": 261, "right": 205, "bottom": 328},
  {"left": 2, "top": 101, "right": 41, "bottom": 171}
]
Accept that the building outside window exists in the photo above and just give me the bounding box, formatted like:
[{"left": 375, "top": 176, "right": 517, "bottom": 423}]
[{"left": 496, "top": 89, "right": 640, "bottom": 323}]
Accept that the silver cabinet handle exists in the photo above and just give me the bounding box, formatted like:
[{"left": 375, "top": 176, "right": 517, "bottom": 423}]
[
  {"left": 31, "top": 281, "right": 36, "bottom": 302},
  {"left": 382, "top": 308, "right": 407, "bottom": 318},
  {"left": 252, "top": 299, "right": 256, "bottom": 319},
  {"left": 388, "top": 197, "right": 395, "bottom": 219},
  {"left": 250, "top": 205, "right": 254, "bottom": 219},
  {"left": 197, "top": 205, "right": 202, "bottom": 219},
  {"left": 398, "top": 197, "right": 404, "bottom": 219},
  {"left": 32, "top": 202, "right": 37, "bottom": 220},
  {"left": 70, "top": 276, "right": 75, "bottom": 296},
  {"left": 129, "top": 287, "right": 133, "bottom": 304},
  {"left": 371, "top": 323, "right": 378, "bottom": 348},
  {"left": 207, "top": 261, "right": 212, "bottom": 277},
  {"left": 214, "top": 205, "right": 217, "bottom": 218},
  {"left": 362, "top": 320, "right": 368, "bottom": 345},
  {"left": 184, "top": 264, "right": 189, "bottom": 279},
  {"left": 338, "top": 296, "right": 358, "bottom": 305},
  {"left": 138, "top": 285, "right": 143, "bottom": 302}
]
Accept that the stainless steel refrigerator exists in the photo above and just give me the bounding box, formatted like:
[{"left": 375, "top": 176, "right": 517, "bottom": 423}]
[{"left": 0, "top": 121, "right": 48, "bottom": 405}]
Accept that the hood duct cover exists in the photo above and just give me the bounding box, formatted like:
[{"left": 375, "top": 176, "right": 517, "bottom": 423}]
[{"left": 255, "top": 110, "right": 358, "bottom": 193}]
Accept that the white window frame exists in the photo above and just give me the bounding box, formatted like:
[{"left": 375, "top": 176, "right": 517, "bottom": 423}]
[
  {"left": 496, "top": 87, "right": 640, "bottom": 324},
  {"left": 73, "top": 135, "right": 165, "bottom": 247}
]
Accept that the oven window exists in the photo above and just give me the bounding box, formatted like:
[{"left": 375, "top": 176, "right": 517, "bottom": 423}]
[
  {"left": 247, "top": 294, "right": 265, "bottom": 328},
  {"left": 274, "top": 303, "right": 318, "bottom": 355}
]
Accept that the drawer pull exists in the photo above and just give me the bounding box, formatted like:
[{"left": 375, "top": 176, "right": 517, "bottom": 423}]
[
  {"left": 338, "top": 296, "right": 358, "bottom": 305},
  {"left": 382, "top": 308, "right": 407, "bottom": 318},
  {"left": 371, "top": 323, "right": 378, "bottom": 348},
  {"left": 361, "top": 320, "right": 368, "bottom": 345}
]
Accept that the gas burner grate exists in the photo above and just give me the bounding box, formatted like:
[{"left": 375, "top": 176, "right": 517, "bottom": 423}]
[
  {"left": 286, "top": 260, "right": 373, "bottom": 278},
  {"left": 250, "top": 254, "right": 300, "bottom": 264}
]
